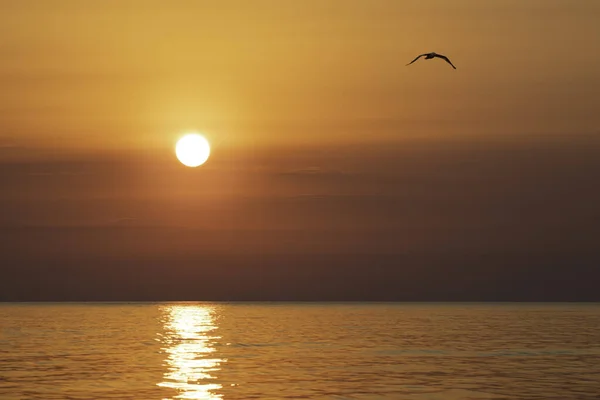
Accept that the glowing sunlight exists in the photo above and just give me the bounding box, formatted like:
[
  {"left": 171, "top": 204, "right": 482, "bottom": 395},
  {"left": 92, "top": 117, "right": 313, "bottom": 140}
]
[
  {"left": 158, "top": 305, "right": 225, "bottom": 399},
  {"left": 175, "top": 134, "right": 211, "bottom": 167}
]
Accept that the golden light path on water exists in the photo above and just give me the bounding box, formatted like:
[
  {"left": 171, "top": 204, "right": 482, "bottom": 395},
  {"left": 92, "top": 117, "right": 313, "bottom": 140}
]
[{"left": 158, "top": 305, "right": 225, "bottom": 399}]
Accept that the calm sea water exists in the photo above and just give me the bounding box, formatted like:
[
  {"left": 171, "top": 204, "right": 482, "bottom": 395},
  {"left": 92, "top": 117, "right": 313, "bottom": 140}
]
[{"left": 1, "top": 303, "right": 599, "bottom": 400}]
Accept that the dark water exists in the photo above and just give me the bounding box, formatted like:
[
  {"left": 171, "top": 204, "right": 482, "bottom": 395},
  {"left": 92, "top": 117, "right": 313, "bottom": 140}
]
[{"left": 1, "top": 303, "right": 599, "bottom": 399}]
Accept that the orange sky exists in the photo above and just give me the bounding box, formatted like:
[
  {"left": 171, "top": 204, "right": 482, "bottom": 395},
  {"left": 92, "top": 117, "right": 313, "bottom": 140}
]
[
  {"left": 2, "top": 0, "right": 599, "bottom": 155},
  {"left": 2, "top": 2, "right": 600, "bottom": 300}
]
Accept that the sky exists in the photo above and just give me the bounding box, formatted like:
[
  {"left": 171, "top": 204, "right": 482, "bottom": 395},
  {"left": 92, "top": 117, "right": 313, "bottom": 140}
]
[{"left": 1, "top": 1, "right": 600, "bottom": 301}]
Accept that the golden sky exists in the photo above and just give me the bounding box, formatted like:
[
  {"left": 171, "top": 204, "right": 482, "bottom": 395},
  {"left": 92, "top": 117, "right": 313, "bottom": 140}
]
[
  {"left": 2, "top": 0, "right": 599, "bottom": 154},
  {"left": 2, "top": 2, "right": 600, "bottom": 300},
  {"left": 0, "top": 1, "right": 599, "bottom": 256}
]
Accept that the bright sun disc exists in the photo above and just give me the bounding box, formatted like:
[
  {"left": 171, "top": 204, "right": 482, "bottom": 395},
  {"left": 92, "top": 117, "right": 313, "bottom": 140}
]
[{"left": 175, "top": 134, "right": 210, "bottom": 167}]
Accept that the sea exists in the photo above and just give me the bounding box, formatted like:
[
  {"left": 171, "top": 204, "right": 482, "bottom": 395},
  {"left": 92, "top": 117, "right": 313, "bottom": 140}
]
[{"left": 1, "top": 303, "right": 599, "bottom": 400}]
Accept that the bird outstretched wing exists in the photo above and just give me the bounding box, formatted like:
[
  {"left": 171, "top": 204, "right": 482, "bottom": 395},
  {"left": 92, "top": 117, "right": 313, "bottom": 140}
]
[
  {"left": 437, "top": 54, "right": 457, "bottom": 69},
  {"left": 406, "top": 54, "right": 427, "bottom": 66}
]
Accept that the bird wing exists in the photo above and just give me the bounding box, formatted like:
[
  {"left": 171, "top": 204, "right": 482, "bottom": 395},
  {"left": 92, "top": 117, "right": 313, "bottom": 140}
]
[
  {"left": 436, "top": 54, "right": 457, "bottom": 69},
  {"left": 406, "top": 54, "right": 427, "bottom": 66}
]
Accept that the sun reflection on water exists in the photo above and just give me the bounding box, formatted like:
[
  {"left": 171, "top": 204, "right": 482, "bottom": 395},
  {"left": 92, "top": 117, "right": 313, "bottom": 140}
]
[{"left": 158, "top": 305, "right": 225, "bottom": 399}]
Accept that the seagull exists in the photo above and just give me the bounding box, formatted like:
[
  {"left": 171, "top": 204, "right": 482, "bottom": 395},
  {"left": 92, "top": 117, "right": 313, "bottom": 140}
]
[{"left": 406, "top": 52, "right": 456, "bottom": 69}]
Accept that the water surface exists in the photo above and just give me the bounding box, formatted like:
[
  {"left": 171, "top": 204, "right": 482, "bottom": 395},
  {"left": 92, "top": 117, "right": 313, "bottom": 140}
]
[{"left": 1, "top": 303, "right": 599, "bottom": 399}]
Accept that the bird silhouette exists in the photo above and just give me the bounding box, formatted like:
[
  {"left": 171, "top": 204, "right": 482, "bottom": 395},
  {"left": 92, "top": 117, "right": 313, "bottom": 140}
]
[{"left": 406, "top": 52, "right": 456, "bottom": 69}]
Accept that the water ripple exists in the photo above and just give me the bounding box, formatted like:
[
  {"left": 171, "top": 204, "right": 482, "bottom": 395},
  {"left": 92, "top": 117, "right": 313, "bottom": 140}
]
[{"left": 1, "top": 303, "right": 600, "bottom": 399}]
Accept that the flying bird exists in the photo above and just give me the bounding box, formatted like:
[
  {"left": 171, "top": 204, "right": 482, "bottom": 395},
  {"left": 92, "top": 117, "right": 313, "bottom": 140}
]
[{"left": 406, "top": 52, "right": 456, "bottom": 69}]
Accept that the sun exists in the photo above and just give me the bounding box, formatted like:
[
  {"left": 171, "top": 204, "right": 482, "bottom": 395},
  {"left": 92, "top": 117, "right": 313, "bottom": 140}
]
[{"left": 175, "top": 133, "right": 211, "bottom": 167}]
